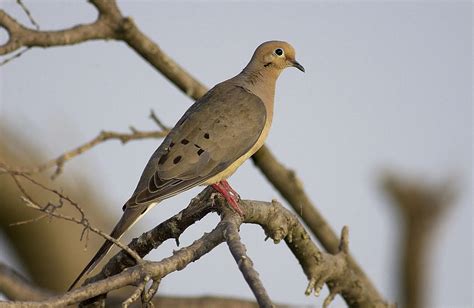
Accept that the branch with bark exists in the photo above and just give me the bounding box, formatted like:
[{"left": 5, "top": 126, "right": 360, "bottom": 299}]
[
  {"left": 1, "top": 180, "right": 377, "bottom": 307},
  {"left": 0, "top": 110, "right": 168, "bottom": 179}
]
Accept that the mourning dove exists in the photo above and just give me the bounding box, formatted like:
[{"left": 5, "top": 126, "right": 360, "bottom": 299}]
[{"left": 69, "top": 40, "right": 304, "bottom": 290}]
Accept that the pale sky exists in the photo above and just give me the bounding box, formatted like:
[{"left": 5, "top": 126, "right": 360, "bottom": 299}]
[{"left": 0, "top": 1, "right": 472, "bottom": 307}]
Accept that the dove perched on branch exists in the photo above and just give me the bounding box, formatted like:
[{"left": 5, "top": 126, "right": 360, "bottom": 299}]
[{"left": 69, "top": 40, "right": 304, "bottom": 290}]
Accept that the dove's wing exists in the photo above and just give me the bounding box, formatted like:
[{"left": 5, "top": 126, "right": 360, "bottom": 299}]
[{"left": 68, "top": 83, "right": 266, "bottom": 290}]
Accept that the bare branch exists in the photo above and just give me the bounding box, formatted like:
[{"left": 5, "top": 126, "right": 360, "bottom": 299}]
[
  {"left": 381, "top": 172, "right": 456, "bottom": 308},
  {"left": 149, "top": 110, "right": 170, "bottom": 131},
  {"left": 81, "top": 187, "right": 217, "bottom": 306},
  {"left": 142, "top": 278, "right": 160, "bottom": 306},
  {"left": 222, "top": 209, "right": 273, "bottom": 308},
  {"left": 0, "top": 47, "right": 30, "bottom": 66},
  {"left": 0, "top": 1, "right": 208, "bottom": 98},
  {"left": 16, "top": 0, "right": 40, "bottom": 30},
  {"left": 0, "top": 12, "right": 113, "bottom": 55},
  {"left": 252, "top": 146, "right": 385, "bottom": 303},
  {"left": 121, "top": 278, "right": 147, "bottom": 308},
  {"left": 5, "top": 171, "right": 142, "bottom": 265},
  {"left": 1, "top": 185, "right": 388, "bottom": 307},
  {"left": 80, "top": 191, "right": 387, "bottom": 307},
  {"left": 0, "top": 262, "right": 262, "bottom": 307},
  {"left": 0, "top": 127, "right": 168, "bottom": 179}
]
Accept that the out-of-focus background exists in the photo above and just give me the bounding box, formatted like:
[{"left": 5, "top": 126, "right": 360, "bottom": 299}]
[{"left": 0, "top": 1, "right": 471, "bottom": 307}]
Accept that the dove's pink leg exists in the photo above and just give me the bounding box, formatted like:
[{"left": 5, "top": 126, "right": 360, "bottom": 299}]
[
  {"left": 211, "top": 181, "right": 244, "bottom": 216},
  {"left": 221, "top": 180, "right": 241, "bottom": 201}
]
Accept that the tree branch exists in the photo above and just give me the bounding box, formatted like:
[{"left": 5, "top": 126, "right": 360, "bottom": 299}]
[
  {"left": 0, "top": 10, "right": 115, "bottom": 55},
  {"left": 79, "top": 188, "right": 386, "bottom": 307},
  {"left": 251, "top": 146, "right": 385, "bottom": 304},
  {"left": 0, "top": 123, "right": 168, "bottom": 179},
  {"left": 223, "top": 212, "right": 273, "bottom": 308},
  {"left": 381, "top": 172, "right": 456, "bottom": 308},
  {"left": 0, "top": 262, "right": 267, "bottom": 307},
  {"left": 4, "top": 171, "right": 142, "bottom": 265},
  {"left": 1, "top": 183, "right": 387, "bottom": 307}
]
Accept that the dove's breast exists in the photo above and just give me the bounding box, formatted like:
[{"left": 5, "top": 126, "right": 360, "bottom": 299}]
[{"left": 204, "top": 96, "right": 273, "bottom": 184}]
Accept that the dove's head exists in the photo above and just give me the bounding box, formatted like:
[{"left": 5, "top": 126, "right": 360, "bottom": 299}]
[{"left": 248, "top": 41, "right": 305, "bottom": 73}]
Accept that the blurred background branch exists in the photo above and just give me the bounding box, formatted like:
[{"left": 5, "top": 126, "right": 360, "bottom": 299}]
[{"left": 381, "top": 172, "right": 456, "bottom": 308}]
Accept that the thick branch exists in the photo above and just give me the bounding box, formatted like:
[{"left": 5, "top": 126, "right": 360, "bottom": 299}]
[
  {"left": 1, "top": 187, "right": 386, "bottom": 307},
  {"left": 82, "top": 188, "right": 216, "bottom": 289},
  {"left": 5, "top": 224, "right": 226, "bottom": 307},
  {"left": 252, "top": 146, "right": 384, "bottom": 303},
  {"left": 245, "top": 200, "right": 387, "bottom": 308},
  {"left": 80, "top": 190, "right": 385, "bottom": 307},
  {"left": 0, "top": 263, "right": 266, "bottom": 308},
  {"left": 0, "top": 10, "right": 116, "bottom": 55}
]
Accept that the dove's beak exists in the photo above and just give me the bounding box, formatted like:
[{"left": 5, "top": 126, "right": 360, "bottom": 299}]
[{"left": 291, "top": 60, "right": 305, "bottom": 72}]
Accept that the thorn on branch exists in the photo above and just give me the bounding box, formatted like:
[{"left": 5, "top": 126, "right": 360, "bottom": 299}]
[
  {"left": 323, "top": 283, "right": 343, "bottom": 308},
  {"left": 339, "top": 226, "right": 349, "bottom": 254},
  {"left": 305, "top": 278, "right": 315, "bottom": 296}
]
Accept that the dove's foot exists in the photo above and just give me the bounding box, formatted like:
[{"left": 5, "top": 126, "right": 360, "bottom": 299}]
[
  {"left": 212, "top": 181, "right": 244, "bottom": 216},
  {"left": 221, "top": 180, "right": 241, "bottom": 201}
]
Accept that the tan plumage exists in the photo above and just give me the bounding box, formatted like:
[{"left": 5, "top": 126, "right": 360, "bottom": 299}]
[{"left": 68, "top": 40, "right": 304, "bottom": 290}]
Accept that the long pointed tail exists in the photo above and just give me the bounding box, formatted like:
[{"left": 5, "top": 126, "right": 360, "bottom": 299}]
[{"left": 67, "top": 205, "right": 149, "bottom": 291}]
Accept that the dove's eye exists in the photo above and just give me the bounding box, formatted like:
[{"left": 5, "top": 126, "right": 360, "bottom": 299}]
[{"left": 274, "top": 48, "right": 284, "bottom": 56}]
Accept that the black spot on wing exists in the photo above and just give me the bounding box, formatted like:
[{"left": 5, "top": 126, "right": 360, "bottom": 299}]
[
  {"left": 181, "top": 139, "right": 189, "bottom": 145},
  {"left": 173, "top": 156, "right": 182, "bottom": 164},
  {"left": 204, "top": 133, "right": 210, "bottom": 139},
  {"left": 197, "top": 149, "right": 204, "bottom": 156}
]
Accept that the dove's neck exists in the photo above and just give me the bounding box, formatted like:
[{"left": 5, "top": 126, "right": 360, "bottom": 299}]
[{"left": 237, "top": 66, "right": 280, "bottom": 108}]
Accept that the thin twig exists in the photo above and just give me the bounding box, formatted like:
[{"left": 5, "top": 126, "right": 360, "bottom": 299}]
[
  {"left": 0, "top": 127, "right": 168, "bottom": 179},
  {"left": 122, "top": 278, "right": 147, "bottom": 308},
  {"left": 142, "top": 279, "right": 160, "bottom": 305},
  {"left": 0, "top": 47, "right": 31, "bottom": 66},
  {"left": 6, "top": 170, "right": 142, "bottom": 264},
  {"left": 16, "top": 0, "right": 40, "bottom": 30},
  {"left": 149, "top": 110, "right": 169, "bottom": 131}
]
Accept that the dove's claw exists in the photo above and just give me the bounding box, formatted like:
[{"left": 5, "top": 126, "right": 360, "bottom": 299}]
[
  {"left": 212, "top": 181, "right": 244, "bottom": 216},
  {"left": 221, "top": 180, "right": 241, "bottom": 201}
]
